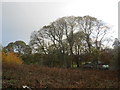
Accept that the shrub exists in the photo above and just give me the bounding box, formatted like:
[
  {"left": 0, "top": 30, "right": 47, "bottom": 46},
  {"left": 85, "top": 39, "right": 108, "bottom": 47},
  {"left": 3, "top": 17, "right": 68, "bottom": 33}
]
[{"left": 2, "top": 52, "right": 23, "bottom": 64}]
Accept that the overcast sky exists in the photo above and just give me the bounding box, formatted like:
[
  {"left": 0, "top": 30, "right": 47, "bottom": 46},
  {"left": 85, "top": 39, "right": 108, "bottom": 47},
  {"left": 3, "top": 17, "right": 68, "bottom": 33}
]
[{"left": 1, "top": 0, "right": 119, "bottom": 46}]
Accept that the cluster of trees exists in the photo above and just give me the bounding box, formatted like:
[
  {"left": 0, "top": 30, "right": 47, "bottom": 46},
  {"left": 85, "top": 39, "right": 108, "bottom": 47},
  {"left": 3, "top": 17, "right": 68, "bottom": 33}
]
[
  {"left": 2, "top": 41, "right": 32, "bottom": 64},
  {"left": 30, "top": 16, "right": 110, "bottom": 54},
  {"left": 3, "top": 41, "right": 32, "bottom": 55},
  {"left": 29, "top": 15, "right": 111, "bottom": 68},
  {"left": 2, "top": 15, "right": 119, "bottom": 69}
]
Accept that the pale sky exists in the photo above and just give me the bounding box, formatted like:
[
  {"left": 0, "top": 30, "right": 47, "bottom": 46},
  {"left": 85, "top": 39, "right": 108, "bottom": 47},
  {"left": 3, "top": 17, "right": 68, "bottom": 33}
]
[{"left": 1, "top": 0, "right": 119, "bottom": 46}]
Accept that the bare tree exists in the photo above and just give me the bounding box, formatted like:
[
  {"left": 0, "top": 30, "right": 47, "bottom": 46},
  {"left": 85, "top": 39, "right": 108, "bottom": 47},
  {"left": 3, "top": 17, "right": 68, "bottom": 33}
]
[
  {"left": 77, "top": 16, "right": 97, "bottom": 53},
  {"left": 29, "top": 15, "right": 111, "bottom": 68},
  {"left": 29, "top": 30, "right": 48, "bottom": 54},
  {"left": 92, "top": 20, "right": 109, "bottom": 50}
]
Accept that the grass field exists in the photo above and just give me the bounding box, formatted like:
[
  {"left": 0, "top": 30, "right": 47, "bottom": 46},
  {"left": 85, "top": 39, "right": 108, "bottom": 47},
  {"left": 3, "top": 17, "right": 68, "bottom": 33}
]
[{"left": 2, "top": 63, "right": 120, "bottom": 88}]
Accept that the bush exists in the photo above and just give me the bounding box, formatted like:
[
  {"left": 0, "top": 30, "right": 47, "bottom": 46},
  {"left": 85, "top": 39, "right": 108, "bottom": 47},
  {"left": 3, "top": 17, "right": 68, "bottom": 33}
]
[{"left": 2, "top": 52, "right": 23, "bottom": 64}]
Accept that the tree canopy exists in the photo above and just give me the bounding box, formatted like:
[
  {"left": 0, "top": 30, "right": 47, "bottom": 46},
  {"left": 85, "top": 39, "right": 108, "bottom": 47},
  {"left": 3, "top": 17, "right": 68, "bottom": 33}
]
[
  {"left": 3, "top": 40, "right": 32, "bottom": 55},
  {"left": 30, "top": 15, "right": 110, "bottom": 55}
]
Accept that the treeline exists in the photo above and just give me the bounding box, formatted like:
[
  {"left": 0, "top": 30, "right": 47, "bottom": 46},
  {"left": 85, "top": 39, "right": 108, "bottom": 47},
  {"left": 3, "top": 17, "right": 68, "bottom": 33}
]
[{"left": 1, "top": 15, "right": 120, "bottom": 69}]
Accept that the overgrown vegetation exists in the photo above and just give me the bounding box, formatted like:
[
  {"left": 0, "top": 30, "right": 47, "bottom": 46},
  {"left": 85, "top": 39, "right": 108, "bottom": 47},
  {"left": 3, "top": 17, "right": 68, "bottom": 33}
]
[
  {"left": 2, "top": 15, "right": 120, "bottom": 88},
  {"left": 2, "top": 63, "right": 119, "bottom": 88},
  {"left": 3, "top": 15, "right": 118, "bottom": 69}
]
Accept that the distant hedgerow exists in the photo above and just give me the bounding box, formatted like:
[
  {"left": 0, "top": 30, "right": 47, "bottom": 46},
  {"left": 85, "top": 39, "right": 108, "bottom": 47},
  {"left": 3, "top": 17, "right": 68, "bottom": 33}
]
[{"left": 2, "top": 52, "right": 23, "bottom": 64}]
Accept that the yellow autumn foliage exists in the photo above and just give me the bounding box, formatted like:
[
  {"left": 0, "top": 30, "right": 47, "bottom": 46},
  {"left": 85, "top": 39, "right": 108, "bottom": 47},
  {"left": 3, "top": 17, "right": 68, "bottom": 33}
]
[{"left": 2, "top": 52, "right": 23, "bottom": 64}]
